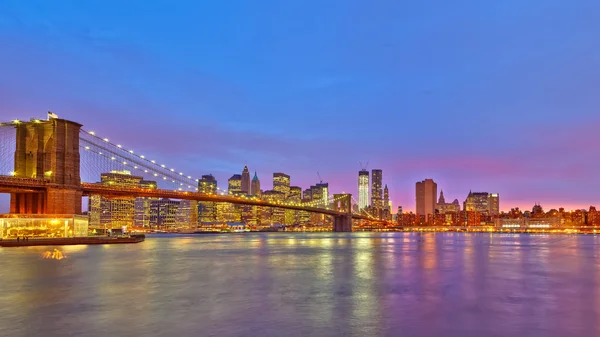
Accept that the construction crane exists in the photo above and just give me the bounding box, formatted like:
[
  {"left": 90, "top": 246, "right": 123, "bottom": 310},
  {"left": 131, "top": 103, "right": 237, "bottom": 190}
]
[
  {"left": 359, "top": 161, "right": 369, "bottom": 171},
  {"left": 317, "top": 172, "right": 323, "bottom": 184}
]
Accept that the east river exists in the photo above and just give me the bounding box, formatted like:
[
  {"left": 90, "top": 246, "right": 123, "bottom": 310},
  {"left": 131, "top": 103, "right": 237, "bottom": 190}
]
[{"left": 2, "top": 233, "right": 600, "bottom": 336}]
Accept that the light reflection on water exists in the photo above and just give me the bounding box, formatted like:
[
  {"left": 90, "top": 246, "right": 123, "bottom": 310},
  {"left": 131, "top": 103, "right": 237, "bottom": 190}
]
[{"left": 0, "top": 232, "right": 599, "bottom": 336}]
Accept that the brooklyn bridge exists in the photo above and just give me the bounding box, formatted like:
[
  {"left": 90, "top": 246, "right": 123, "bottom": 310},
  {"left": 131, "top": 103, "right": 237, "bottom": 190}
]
[{"left": 0, "top": 116, "right": 390, "bottom": 232}]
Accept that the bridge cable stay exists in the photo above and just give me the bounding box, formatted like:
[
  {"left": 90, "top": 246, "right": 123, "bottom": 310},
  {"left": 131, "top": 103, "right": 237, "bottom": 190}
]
[
  {"left": 79, "top": 130, "right": 198, "bottom": 191},
  {"left": 350, "top": 196, "right": 377, "bottom": 220}
]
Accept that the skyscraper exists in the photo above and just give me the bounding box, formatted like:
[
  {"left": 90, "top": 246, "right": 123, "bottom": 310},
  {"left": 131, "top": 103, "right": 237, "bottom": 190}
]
[
  {"left": 464, "top": 192, "right": 500, "bottom": 215},
  {"left": 134, "top": 180, "right": 157, "bottom": 227},
  {"left": 228, "top": 174, "right": 242, "bottom": 195},
  {"left": 383, "top": 185, "right": 390, "bottom": 210},
  {"left": 198, "top": 174, "right": 217, "bottom": 223},
  {"left": 316, "top": 182, "right": 329, "bottom": 208},
  {"left": 198, "top": 174, "right": 217, "bottom": 193},
  {"left": 371, "top": 169, "right": 383, "bottom": 211},
  {"left": 416, "top": 179, "right": 437, "bottom": 221},
  {"left": 358, "top": 169, "right": 369, "bottom": 210},
  {"left": 150, "top": 198, "right": 180, "bottom": 230},
  {"left": 489, "top": 193, "right": 500, "bottom": 215},
  {"left": 273, "top": 173, "right": 290, "bottom": 197},
  {"left": 241, "top": 165, "right": 250, "bottom": 194},
  {"left": 89, "top": 170, "right": 143, "bottom": 232},
  {"left": 251, "top": 171, "right": 261, "bottom": 196},
  {"left": 383, "top": 184, "right": 390, "bottom": 219}
]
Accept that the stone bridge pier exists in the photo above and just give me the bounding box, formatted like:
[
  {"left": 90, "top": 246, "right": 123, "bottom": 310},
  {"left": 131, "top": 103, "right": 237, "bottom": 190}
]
[
  {"left": 11, "top": 118, "right": 82, "bottom": 214},
  {"left": 332, "top": 193, "right": 353, "bottom": 232}
]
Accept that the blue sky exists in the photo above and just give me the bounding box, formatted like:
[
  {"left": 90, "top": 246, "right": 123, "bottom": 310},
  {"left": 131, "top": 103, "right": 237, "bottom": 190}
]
[{"left": 1, "top": 0, "right": 600, "bottom": 211}]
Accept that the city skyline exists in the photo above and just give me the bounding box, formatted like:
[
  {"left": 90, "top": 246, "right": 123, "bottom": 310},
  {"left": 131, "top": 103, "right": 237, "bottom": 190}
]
[{"left": 1, "top": 1, "right": 600, "bottom": 211}]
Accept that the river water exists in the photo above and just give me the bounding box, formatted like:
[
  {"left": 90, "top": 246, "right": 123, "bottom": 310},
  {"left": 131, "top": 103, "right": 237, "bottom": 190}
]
[{"left": 1, "top": 232, "right": 600, "bottom": 337}]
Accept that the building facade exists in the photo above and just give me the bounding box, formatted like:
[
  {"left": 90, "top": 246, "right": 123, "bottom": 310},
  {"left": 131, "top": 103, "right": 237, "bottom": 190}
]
[
  {"left": 371, "top": 169, "right": 383, "bottom": 212},
  {"left": 228, "top": 174, "right": 242, "bottom": 195},
  {"left": 358, "top": 169, "right": 369, "bottom": 210},
  {"left": 89, "top": 170, "right": 143, "bottom": 231},
  {"left": 435, "top": 190, "right": 461, "bottom": 214},
  {"left": 198, "top": 174, "right": 217, "bottom": 223},
  {"left": 251, "top": 171, "right": 261, "bottom": 196},
  {"left": 273, "top": 173, "right": 291, "bottom": 198},
  {"left": 134, "top": 180, "right": 158, "bottom": 227},
  {"left": 241, "top": 165, "right": 251, "bottom": 194},
  {"left": 416, "top": 179, "right": 437, "bottom": 223}
]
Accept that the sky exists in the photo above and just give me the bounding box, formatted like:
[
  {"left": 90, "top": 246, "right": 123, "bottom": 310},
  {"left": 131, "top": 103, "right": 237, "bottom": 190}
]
[{"left": 1, "top": 0, "right": 600, "bottom": 212}]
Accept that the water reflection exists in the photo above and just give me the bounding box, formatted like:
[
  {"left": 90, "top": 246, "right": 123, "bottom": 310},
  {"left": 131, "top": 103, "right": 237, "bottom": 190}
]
[{"left": 1, "top": 233, "right": 599, "bottom": 336}]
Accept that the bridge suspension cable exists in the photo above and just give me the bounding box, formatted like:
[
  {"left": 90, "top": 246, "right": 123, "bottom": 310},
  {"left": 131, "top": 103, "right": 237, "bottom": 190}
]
[{"left": 79, "top": 129, "right": 198, "bottom": 191}]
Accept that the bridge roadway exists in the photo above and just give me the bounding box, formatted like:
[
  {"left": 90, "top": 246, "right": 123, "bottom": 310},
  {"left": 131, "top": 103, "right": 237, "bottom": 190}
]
[{"left": 0, "top": 176, "right": 384, "bottom": 223}]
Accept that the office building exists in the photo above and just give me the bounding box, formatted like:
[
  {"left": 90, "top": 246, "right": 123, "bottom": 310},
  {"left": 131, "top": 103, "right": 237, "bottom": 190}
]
[
  {"left": 251, "top": 171, "right": 261, "bottom": 196},
  {"left": 273, "top": 173, "right": 291, "bottom": 198},
  {"left": 262, "top": 190, "right": 286, "bottom": 224},
  {"left": 436, "top": 190, "right": 460, "bottom": 214},
  {"left": 489, "top": 193, "right": 500, "bottom": 215},
  {"left": 150, "top": 198, "right": 180, "bottom": 230},
  {"left": 134, "top": 180, "right": 158, "bottom": 227},
  {"left": 383, "top": 184, "right": 391, "bottom": 220},
  {"left": 464, "top": 192, "right": 499, "bottom": 215},
  {"left": 89, "top": 170, "right": 143, "bottom": 231},
  {"left": 198, "top": 174, "right": 218, "bottom": 223},
  {"left": 358, "top": 169, "right": 369, "bottom": 210},
  {"left": 241, "top": 165, "right": 250, "bottom": 194},
  {"left": 176, "top": 200, "right": 198, "bottom": 229},
  {"left": 371, "top": 169, "right": 383, "bottom": 211},
  {"left": 228, "top": 174, "right": 242, "bottom": 195},
  {"left": 285, "top": 186, "right": 302, "bottom": 225},
  {"left": 416, "top": 179, "right": 437, "bottom": 221},
  {"left": 316, "top": 183, "right": 329, "bottom": 208}
]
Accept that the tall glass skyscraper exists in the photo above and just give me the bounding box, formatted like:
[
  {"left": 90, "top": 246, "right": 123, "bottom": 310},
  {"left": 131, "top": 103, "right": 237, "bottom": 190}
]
[
  {"left": 371, "top": 169, "right": 383, "bottom": 210},
  {"left": 358, "top": 169, "right": 369, "bottom": 210}
]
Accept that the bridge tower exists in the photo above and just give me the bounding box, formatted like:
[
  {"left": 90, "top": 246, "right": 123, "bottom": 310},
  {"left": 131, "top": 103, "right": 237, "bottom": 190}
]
[
  {"left": 10, "top": 118, "right": 82, "bottom": 214},
  {"left": 332, "top": 193, "right": 352, "bottom": 232}
]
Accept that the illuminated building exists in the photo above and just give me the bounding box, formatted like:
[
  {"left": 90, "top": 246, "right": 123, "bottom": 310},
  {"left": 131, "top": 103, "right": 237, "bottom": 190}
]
[
  {"left": 176, "top": 200, "right": 198, "bottom": 229},
  {"left": 228, "top": 174, "right": 242, "bottom": 195},
  {"left": 241, "top": 165, "right": 251, "bottom": 194},
  {"left": 358, "top": 169, "right": 369, "bottom": 210},
  {"left": 241, "top": 203, "right": 258, "bottom": 226},
  {"left": 435, "top": 190, "right": 460, "bottom": 214},
  {"left": 383, "top": 184, "right": 391, "bottom": 220},
  {"left": 371, "top": 169, "right": 383, "bottom": 214},
  {"left": 216, "top": 202, "right": 240, "bottom": 223},
  {"left": 134, "top": 180, "right": 157, "bottom": 227},
  {"left": 489, "top": 193, "right": 500, "bottom": 215},
  {"left": 0, "top": 214, "right": 88, "bottom": 238},
  {"left": 89, "top": 170, "right": 142, "bottom": 231},
  {"left": 309, "top": 184, "right": 328, "bottom": 224},
  {"left": 251, "top": 171, "right": 261, "bottom": 196},
  {"left": 416, "top": 179, "right": 437, "bottom": 223},
  {"left": 464, "top": 192, "right": 499, "bottom": 215},
  {"left": 273, "top": 173, "right": 290, "bottom": 197},
  {"left": 262, "top": 190, "right": 286, "bottom": 224},
  {"left": 150, "top": 198, "right": 180, "bottom": 230},
  {"left": 317, "top": 183, "right": 329, "bottom": 208},
  {"left": 285, "top": 186, "right": 302, "bottom": 224},
  {"left": 198, "top": 174, "right": 217, "bottom": 223},
  {"left": 226, "top": 174, "right": 243, "bottom": 221},
  {"left": 289, "top": 186, "right": 302, "bottom": 200}
]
